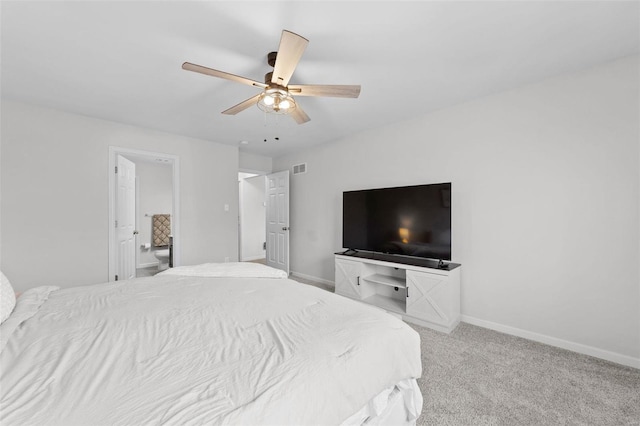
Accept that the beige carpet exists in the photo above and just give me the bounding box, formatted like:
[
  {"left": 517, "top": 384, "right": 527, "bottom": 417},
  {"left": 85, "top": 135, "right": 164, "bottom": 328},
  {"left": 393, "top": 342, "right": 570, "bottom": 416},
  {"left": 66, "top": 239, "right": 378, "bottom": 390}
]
[{"left": 292, "top": 275, "right": 640, "bottom": 425}]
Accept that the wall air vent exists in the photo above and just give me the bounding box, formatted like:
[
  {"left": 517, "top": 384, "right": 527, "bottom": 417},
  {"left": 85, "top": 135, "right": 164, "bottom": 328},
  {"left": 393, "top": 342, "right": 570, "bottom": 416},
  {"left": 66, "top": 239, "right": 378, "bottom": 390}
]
[{"left": 293, "top": 163, "right": 307, "bottom": 175}]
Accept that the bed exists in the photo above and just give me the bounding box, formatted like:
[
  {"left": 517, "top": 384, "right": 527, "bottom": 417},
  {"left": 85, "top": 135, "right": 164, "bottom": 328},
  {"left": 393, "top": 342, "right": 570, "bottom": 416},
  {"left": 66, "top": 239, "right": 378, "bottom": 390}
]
[{"left": 0, "top": 263, "right": 423, "bottom": 425}]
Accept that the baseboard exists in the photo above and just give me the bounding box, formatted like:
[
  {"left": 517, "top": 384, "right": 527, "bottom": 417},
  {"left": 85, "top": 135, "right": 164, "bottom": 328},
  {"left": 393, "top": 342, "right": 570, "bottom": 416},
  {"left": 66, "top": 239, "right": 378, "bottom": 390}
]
[
  {"left": 461, "top": 315, "right": 640, "bottom": 370},
  {"left": 290, "top": 271, "right": 335, "bottom": 287},
  {"left": 137, "top": 262, "right": 158, "bottom": 269}
]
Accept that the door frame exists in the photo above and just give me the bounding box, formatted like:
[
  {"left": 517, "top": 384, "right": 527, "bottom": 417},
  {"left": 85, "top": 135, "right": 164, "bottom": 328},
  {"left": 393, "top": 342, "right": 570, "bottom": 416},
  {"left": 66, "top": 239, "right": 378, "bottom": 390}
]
[{"left": 108, "top": 146, "right": 181, "bottom": 282}]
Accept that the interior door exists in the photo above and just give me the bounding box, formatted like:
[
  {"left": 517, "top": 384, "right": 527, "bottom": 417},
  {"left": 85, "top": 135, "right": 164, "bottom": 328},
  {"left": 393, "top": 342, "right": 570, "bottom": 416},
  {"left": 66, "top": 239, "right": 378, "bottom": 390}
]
[
  {"left": 116, "top": 155, "right": 137, "bottom": 280},
  {"left": 265, "top": 170, "right": 289, "bottom": 274}
]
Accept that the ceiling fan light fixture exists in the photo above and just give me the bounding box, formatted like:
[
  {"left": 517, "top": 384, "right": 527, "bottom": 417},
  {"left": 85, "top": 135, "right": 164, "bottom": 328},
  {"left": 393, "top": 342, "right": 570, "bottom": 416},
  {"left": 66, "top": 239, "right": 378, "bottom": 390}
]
[
  {"left": 279, "top": 99, "right": 291, "bottom": 110},
  {"left": 257, "top": 87, "right": 296, "bottom": 115}
]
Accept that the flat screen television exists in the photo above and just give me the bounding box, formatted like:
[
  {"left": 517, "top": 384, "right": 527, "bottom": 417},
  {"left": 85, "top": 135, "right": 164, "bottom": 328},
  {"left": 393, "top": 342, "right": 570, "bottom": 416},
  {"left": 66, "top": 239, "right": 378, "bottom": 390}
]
[{"left": 342, "top": 183, "right": 451, "bottom": 261}]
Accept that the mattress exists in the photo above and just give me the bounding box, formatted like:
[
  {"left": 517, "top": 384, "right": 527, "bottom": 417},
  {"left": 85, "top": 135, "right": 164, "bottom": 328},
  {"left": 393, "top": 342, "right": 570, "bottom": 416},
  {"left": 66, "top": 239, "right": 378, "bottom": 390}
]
[{"left": 0, "top": 264, "right": 422, "bottom": 425}]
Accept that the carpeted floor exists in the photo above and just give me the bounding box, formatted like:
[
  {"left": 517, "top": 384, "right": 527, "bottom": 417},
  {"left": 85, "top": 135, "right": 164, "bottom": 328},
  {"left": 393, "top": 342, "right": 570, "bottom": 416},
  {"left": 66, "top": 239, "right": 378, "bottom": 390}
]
[
  {"left": 411, "top": 322, "right": 640, "bottom": 425},
  {"left": 292, "top": 275, "right": 640, "bottom": 425}
]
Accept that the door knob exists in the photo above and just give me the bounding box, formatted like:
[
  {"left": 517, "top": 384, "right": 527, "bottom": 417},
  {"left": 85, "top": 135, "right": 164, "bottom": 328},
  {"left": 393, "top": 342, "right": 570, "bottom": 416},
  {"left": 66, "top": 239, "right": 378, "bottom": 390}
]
[
  {"left": 133, "top": 230, "right": 139, "bottom": 235},
  {"left": 282, "top": 227, "right": 290, "bottom": 231}
]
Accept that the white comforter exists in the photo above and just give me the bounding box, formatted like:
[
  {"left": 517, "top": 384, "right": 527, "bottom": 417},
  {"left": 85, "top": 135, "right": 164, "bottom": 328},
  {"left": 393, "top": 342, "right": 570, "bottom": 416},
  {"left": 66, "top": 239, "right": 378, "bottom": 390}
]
[
  {"left": 158, "top": 262, "right": 289, "bottom": 279},
  {"left": 1, "top": 270, "right": 422, "bottom": 425}
]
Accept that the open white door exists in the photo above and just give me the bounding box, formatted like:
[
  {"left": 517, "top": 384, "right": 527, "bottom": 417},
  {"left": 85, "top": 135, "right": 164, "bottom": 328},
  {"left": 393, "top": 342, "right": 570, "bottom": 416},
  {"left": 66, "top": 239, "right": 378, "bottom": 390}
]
[
  {"left": 265, "top": 170, "right": 289, "bottom": 274},
  {"left": 116, "top": 155, "right": 137, "bottom": 280}
]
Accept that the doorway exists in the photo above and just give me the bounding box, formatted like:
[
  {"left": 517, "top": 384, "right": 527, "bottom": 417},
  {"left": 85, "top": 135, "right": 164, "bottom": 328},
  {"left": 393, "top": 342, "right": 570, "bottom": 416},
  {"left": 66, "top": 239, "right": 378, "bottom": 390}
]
[
  {"left": 237, "top": 169, "right": 290, "bottom": 274},
  {"left": 238, "top": 172, "right": 267, "bottom": 263},
  {"left": 108, "top": 147, "right": 180, "bottom": 281}
]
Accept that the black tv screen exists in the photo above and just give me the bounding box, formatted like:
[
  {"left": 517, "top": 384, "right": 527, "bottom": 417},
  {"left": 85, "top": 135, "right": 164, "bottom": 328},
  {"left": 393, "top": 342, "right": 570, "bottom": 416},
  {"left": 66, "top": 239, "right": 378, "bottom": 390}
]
[{"left": 343, "top": 183, "right": 451, "bottom": 260}]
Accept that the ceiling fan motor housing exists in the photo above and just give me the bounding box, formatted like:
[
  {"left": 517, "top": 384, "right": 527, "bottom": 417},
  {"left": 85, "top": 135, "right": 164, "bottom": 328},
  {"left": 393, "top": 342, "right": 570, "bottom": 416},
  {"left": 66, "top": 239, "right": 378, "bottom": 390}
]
[
  {"left": 264, "top": 71, "right": 274, "bottom": 85},
  {"left": 267, "top": 51, "right": 278, "bottom": 67}
]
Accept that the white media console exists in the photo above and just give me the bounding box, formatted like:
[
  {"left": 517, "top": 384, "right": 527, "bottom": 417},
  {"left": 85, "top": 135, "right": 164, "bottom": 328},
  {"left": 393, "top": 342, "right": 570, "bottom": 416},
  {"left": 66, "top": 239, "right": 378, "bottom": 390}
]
[{"left": 335, "top": 253, "right": 461, "bottom": 333}]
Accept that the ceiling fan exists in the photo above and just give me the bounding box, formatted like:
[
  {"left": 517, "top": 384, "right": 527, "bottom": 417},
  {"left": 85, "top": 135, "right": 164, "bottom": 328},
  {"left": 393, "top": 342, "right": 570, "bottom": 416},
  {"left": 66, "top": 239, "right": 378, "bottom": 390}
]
[{"left": 182, "top": 30, "right": 361, "bottom": 124}]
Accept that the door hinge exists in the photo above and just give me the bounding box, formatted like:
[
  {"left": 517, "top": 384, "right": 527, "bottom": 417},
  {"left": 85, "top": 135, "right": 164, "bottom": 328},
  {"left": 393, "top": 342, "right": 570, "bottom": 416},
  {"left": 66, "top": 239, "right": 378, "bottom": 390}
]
[
  {"left": 115, "top": 220, "right": 118, "bottom": 227},
  {"left": 115, "top": 166, "right": 118, "bottom": 174},
  {"left": 115, "top": 275, "right": 118, "bottom": 281}
]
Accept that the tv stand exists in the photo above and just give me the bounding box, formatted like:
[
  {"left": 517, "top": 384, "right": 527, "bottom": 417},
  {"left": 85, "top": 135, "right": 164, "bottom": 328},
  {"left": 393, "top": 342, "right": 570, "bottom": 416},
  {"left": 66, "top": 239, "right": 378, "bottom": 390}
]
[{"left": 334, "top": 253, "right": 461, "bottom": 333}]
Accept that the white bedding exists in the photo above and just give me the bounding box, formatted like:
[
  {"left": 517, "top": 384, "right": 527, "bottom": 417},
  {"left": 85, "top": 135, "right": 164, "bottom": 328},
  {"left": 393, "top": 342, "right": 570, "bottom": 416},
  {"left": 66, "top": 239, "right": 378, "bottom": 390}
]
[
  {"left": 158, "top": 262, "right": 288, "bottom": 279},
  {"left": 0, "top": 266, "right": 422, "bottom": 425}
]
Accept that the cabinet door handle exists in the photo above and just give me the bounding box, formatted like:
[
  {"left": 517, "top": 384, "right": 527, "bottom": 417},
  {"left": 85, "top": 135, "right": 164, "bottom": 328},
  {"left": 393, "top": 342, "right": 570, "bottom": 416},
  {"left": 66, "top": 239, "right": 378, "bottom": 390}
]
[
  {"left": 357, "top": 276, "right": 360, "bottom": 286},
  {"left": 406, "top": 286, "right": 409, "bottom": 298}
]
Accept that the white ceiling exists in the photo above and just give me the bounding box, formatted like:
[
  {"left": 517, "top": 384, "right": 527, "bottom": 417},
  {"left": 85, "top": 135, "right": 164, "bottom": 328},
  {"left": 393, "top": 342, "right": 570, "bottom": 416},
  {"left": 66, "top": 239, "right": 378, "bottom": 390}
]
[{"left": 2, "top": 1, "right": 638, "bottom": 158}]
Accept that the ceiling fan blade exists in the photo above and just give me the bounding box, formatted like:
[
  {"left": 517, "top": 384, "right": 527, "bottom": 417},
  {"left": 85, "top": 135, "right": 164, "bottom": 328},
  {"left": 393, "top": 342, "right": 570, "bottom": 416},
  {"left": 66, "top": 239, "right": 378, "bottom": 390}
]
[
  {"left": 271, "top": 30, "right": 309, "bottom": 87},
  {"left": 222, "top": 94, "right": 262, "bottom": 115},
  {"left": 182, "top": 62, "right": 267, "bottom": 89},
  {"left": 290, "top": 104, "right": 310, "bottom": 124},
  {"left": 288, "top": 84, "right": 361, "bottom": 98}
]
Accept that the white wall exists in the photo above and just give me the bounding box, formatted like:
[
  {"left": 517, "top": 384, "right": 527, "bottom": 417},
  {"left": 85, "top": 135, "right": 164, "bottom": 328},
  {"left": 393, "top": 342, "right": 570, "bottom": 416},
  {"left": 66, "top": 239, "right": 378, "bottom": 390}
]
[
  {"left": 239, "top": 151, "right": 272, "bottom": 174},
  {"left": 239, "top": 175, "right": 266, "bottom": 261},
  {"left": 135, "top": 161, "right": 173, "bottom": 268},
  {"left": 1, "top": 100, "right": 240, "bottom": 292},
  {"left": 274, "top": 56, "right": 640, "bottom": 366}
]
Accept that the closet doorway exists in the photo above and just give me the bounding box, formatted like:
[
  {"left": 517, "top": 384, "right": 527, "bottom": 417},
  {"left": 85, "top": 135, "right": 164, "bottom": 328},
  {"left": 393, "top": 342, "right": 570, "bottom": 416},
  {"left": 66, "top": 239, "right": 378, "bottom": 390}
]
[
  {"left": 238, "top": 172, "right": 267, "bottom": 264},
  {"left": 108, "top": 147, "right": 180, "bottom": 281}
]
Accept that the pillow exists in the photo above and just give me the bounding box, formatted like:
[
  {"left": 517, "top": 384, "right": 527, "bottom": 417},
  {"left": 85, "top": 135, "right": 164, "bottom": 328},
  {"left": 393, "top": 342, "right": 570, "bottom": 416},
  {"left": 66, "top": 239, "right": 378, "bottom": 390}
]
[{"left": 0, "top": 271, "right": 17, "bottom": 324}]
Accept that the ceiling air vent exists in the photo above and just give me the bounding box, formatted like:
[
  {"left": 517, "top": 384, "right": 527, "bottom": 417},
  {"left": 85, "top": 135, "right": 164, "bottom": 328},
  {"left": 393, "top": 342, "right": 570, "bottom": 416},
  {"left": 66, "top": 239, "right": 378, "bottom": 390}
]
[{"left": 293, "top": 163, "right": 307, "bottom": 175}]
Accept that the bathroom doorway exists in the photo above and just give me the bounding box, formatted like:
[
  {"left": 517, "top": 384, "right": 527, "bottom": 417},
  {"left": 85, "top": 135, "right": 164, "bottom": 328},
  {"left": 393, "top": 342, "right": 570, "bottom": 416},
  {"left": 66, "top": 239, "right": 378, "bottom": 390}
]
[
  {"left": 238, "top": 172, "right": 267, "bottom": 264},
  {"left": 108, "top": 147, "right": 180, "bottom": 281}
]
